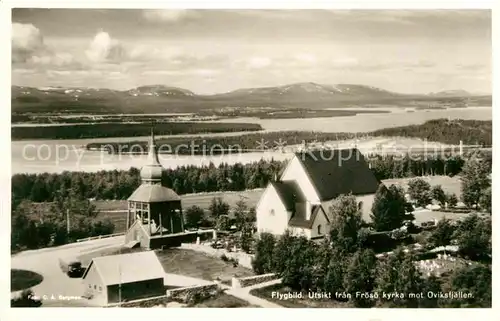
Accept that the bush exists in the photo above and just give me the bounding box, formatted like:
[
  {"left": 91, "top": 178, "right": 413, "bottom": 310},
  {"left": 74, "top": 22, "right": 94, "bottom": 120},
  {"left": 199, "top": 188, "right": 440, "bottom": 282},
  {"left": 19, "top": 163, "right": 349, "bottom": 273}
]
[
  {"left": 431, "top": 185, "right": 446, "bottom": 206},
  {"left": 446, "top": 193, "right": 458, "bottom": 208},
  {"left": 11, "top": 289, "right": 42, "bottom": 307},
  {"left": 408, "top": 178, "right": 432, "bottom": 207}
]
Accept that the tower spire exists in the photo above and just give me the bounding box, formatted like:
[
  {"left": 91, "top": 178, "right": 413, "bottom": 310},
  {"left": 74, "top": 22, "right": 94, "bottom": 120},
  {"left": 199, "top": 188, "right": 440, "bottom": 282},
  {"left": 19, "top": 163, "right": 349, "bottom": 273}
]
[{"left": 147, "top": 127, "right": 160, "bottom": 165}]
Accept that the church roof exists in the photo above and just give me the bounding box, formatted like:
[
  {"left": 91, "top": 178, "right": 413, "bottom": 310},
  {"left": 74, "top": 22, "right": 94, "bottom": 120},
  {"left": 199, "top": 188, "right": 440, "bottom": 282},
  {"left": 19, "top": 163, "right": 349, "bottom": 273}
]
[
  {"left": 294, "top": 148, "right": 380, "bottom": 200},
  {"left": 82, "top": 251, "right": 165, "bottom": 286},
  {"left": 288, "top": 204, "right": 328, "bottom": 229},
  {"left": 128, "top": 184, "right": 181, "bottom": 203},
  {"left": 271, "top": 180, "right": 305, "bottom": 211}
]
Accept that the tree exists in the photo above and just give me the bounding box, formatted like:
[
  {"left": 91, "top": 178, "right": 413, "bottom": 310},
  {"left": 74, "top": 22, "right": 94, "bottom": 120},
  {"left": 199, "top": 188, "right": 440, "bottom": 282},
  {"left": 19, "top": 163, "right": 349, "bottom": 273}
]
[
  {"left": 324, "top": 246, "right": 348, "bottom": 295},
  {"left": 370, "top": 184, "right": 406, "bottom": 231},
  {"left": 329, "top": 194, "right": 363, "bottom": 253},
  {"left": 376, "top": 248, "right": 423, "bottom": 308},
  {"left": 407, "top": 178, "right": 432, "bottom": 207},
  {"left": 208, "top": 197, "right": 230, "bottom": 219},
  {"left": 246, "top": 207, "right": 257, "bottom": 223},
  {"left": 479, "top": 187, "right": 491, "bottom": 213},
  {"left": 446, "top": 265, "right": 491, "bottom": 307},
  {"left": 239, "top": 223, "right": 254, "bottom": 253},
  {"left": 280, "top": 236, "right": 317, "bottom": 291},
  {"left": 453, "top": 214, "right": 491, "bottom": 260},
  {"left": 419, "top": 275, "right": 442, "bottom": 308},
  {"left": 446, "top": 193, "right": 458, "bottom": 209},
  {"left": 232, "top": 199, "right": 248, "bottom": 230},
  {"left": 252, "top": 232, "right": 276, "bottom": 274},
  {"left": 460, "top": 156, "right": 491, "bottom": 208},
  {"left": 343, "top": 249, "right": 377, "bottom": 307},
  {"left": 272, "top": 230, "right": 295, "bottom": 274},
  {"left": 184, "top": 205, "right": 205, "bottom": 228},
  {"left": 428, "top": 218, "right": 454, "bottom": 248},
  {"left": 431, "top": 185, "right": 447, "bottom": 207},
  {"left": 215, "top": 215, "right": 230, "bottom": 231}
]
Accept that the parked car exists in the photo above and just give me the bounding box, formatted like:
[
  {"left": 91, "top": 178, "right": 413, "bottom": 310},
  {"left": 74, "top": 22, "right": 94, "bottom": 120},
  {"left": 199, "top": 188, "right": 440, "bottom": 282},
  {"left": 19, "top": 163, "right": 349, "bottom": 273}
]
[{"left": 67, "top": 262, "right": 85, "bottom": 278}]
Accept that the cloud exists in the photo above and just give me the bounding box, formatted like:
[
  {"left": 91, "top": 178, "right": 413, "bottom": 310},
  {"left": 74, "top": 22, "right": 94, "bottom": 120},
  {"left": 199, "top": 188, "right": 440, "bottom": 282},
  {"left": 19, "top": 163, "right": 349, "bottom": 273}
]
[
  {"left": 12, "top": 23, "right": 77, "bottom": 68},
  {"left": 293, "top": 53, "right": 317, "bottom": 65},
  {"left": 85, "top": 31, "right": 126, "bottom": 63},
  {"left": 142, "top": 9, "right": 196, "bottom": 22},
  {"left": 12, "top": 23, "right": 46, "bottom": 63},
  {"left": 245, "top": 57, "right": 272, "bottom": 69}
]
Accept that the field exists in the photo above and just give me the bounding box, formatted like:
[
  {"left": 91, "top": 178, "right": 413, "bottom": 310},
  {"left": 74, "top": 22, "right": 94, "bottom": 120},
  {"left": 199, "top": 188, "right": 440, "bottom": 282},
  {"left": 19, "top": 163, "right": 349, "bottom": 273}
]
[
  {"left": 95, "top": 189, "right": 264, "bottom": 232},
  {"left": 94, "top": 176, "right": 463, "bottom": 232},
  {"left": 156, "top": 248, "right": 254, "bottom": 282}
]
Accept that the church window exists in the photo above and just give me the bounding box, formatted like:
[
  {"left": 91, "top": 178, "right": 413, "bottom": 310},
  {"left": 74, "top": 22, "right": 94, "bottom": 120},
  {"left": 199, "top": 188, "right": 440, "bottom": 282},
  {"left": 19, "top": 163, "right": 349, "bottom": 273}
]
[
  {"left": 317, "top": 224, "right": 322, "bottom": 235},
  {"left": 270, "top": 209, "right": 275, "bottom": 216}
]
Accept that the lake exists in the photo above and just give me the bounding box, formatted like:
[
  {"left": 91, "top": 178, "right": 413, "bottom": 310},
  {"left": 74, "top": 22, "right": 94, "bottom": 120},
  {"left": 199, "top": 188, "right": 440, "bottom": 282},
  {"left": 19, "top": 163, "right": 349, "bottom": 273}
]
[
  {"left": 214, "top": 106, "right": 492, "bottom": 133},
  {"left": 11, "top": 107, "right": 491, "bottom": 175}
]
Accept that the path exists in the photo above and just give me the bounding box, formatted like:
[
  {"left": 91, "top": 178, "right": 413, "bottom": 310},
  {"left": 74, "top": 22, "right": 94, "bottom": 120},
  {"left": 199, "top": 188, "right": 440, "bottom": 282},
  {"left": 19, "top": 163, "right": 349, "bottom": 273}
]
[
  {"left": 225, "top": 279, "right": 283, "bottom": 308},
  {"left": 11, "top": 237, "right": 282, "bottom": 308}
]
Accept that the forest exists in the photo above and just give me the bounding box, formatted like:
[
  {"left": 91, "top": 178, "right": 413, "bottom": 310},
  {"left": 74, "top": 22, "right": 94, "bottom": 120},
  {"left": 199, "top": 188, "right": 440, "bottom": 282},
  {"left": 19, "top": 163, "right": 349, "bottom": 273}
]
[
  {"left": 11, "top": 122, "right": 262, "bottom": 140},
  {"left": 372, "top": 119, "right": 492, "bottom": 146},
  {"left": 86, "top": 119, "right": 492, "bottom": 154},
  {"left": 12, "top": 152, "right": 492, "bottom": 208}
]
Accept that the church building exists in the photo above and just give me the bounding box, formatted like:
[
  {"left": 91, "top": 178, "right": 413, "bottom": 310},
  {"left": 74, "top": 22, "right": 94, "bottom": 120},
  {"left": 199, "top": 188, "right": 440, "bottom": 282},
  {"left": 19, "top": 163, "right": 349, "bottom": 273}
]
[
  {"left": 124, "top": 130, "right": 185, "bottom": 249},
  {"left": 256, "top": 148, "right": 381, "bottom": 240}
]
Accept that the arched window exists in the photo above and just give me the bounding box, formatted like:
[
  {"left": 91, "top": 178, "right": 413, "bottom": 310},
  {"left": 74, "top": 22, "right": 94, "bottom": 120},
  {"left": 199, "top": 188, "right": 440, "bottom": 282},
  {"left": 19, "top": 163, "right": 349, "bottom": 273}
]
[
  {"left": 270, "top": 209, "right": 275, "bottom": 216},
  {"left": 358, "top": 201, "right": 363, "bottom": 211},
  {"left": 317, "top": 224, "right": 322, "bottom": 235}
]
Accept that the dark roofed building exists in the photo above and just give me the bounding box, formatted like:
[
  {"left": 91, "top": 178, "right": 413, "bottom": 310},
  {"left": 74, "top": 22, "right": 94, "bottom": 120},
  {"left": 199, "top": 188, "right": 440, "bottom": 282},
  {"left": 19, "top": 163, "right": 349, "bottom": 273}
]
[
  {"left": 256, "top": 148, "right": 380, "bottom": 240},
  {"left": 294, "top": 149, "right": 380, "bottom": 200}
]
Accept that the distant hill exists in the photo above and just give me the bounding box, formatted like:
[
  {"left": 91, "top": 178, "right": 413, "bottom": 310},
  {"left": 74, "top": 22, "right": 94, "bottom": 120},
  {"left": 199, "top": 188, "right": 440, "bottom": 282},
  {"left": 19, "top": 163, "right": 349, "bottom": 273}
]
[
  {"left": 11, "top": 83, "right": 490, "bottom": 114},
  {"left": 127, "top": 85, "right": 195, "bottom": 97},
  {"left": 211, "top": 82, "right": 403, "bottom": 102},
  {"left": 427, "top": 90, "right": 472, "bottom": 98}
]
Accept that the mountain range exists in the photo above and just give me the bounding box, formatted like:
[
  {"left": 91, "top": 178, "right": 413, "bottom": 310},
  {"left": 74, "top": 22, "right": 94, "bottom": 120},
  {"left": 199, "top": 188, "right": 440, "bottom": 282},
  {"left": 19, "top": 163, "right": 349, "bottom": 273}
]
[{"left": 11, "top": 82, "right": 490, "bottom": 114}]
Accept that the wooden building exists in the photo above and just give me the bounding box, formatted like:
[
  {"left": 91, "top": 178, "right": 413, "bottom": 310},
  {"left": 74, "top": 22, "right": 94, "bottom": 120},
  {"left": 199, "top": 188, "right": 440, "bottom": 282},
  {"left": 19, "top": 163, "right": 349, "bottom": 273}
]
[
  {"left": 82, "top": 251, "right": 166, "bottom": 306},
  {"left": 124, "top": 130, "right": 185, "bottom": 249}
]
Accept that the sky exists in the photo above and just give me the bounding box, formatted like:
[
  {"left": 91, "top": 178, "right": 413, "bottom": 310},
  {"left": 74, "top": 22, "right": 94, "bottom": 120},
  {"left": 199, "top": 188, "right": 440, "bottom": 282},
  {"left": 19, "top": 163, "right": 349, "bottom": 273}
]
[{"left": 11, "top": 9, "right": 492, "bottom": 94}]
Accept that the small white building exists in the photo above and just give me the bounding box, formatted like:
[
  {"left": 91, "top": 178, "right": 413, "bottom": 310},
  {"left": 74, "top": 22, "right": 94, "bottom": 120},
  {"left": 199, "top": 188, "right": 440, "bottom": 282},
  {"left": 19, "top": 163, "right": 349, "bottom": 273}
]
[
  {"left": 256, "top": 148, "right": 381, "bottom": 240},
  {"left": 82, "top": 251, "right": 166, "bottom": 306}
]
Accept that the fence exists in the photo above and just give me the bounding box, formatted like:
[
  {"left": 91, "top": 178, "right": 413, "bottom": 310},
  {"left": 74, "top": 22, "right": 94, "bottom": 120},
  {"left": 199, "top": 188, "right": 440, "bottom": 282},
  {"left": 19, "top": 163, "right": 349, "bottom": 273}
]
[
  {"left": 231, "top": 273, "right": 277, "bottom": 288},
  {"left": 76, "top": 232, "right": 125, "bottom": 243}
]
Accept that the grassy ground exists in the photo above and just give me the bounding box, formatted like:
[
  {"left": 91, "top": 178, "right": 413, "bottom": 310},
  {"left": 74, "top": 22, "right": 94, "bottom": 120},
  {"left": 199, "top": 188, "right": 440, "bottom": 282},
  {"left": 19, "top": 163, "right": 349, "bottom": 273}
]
[
  {"left": 94, "top": 176, "right": 462, "bottom": 232},
  {"left": 94, "top": 189, "right": 264, "bottom": 232},
  {"left": 383, "top": 175, "right": 462, "bottom": 197},
  {"left": 250, "top": 284, "right": 350, "bottom": 308},
  {"left": 77, "top": 246, "right": 253, "bottom": 283},
  {"left": 11, "top": 269, "right": 44, "bottom": 292},
  {"left": 156, "top": 248, "right": 254, "bottom": 282}
]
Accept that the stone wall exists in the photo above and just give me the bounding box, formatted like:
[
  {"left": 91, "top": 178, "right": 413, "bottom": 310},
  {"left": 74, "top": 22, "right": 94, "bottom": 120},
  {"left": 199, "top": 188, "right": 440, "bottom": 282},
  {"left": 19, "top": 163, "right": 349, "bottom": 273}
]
[
  {"left": 232, "top": 273, "right": 277, "bottom": 288},
  {"left": 166, "top": 283, "right": 221, "bottom": 304},
  {"left": 111, "top": 295, "right": 171, "bottom": 307}
]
